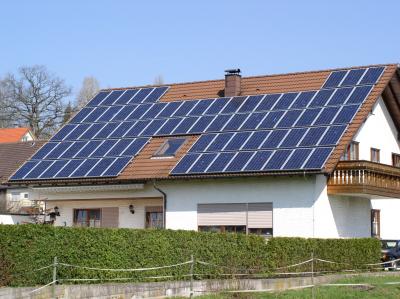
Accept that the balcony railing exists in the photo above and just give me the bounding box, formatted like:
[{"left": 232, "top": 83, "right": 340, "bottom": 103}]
[
  {"left": 328, "top": 160, "right": 400, "bottom": 198},
  {"left": 73, "top": 220, "right": 101, "bottom": 228}
]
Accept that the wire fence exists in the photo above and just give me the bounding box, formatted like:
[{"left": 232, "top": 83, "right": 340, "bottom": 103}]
[{"left": 11, "top": 254, "right": 400, "bottom": 299}]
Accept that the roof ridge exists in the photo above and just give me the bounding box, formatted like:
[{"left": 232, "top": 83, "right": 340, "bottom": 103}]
[{"left": 101, "top": 63, "right": 398, "bottom": 91}]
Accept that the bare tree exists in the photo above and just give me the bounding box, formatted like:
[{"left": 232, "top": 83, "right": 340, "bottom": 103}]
[
  {"left": 153, "top": 75, "right": 164, "bottom": 85},
  {"left": 0, "top": 65, "right": 71, "bottom": 139},
  {"left": 62, "top": 101, "right": 77, "bottom": 125},
  {"left": 76, "top": 76, "right": 100, "bottom": 108},
  {"left": 0, "top": 79, "right": 14, "bottom": 128}
]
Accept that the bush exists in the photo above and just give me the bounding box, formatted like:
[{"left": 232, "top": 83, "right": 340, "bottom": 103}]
[{"left": 0, "top": 225, "right": 381, "bottom": 287}]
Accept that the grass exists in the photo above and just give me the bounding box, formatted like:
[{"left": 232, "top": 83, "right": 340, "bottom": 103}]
[{"left": 186, "top": 275, "right": 400, "bottom": 299}]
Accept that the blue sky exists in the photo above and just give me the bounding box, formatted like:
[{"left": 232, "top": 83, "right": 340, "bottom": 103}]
[{"left": 1, "top": 1, "right": 399, "bottom": 101}]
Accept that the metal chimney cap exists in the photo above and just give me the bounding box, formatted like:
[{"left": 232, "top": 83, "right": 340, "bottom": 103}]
[{"left": 225, "top": 68, "right": 241, "bottom": 75}]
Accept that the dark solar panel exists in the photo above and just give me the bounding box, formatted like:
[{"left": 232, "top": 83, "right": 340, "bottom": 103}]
[
  {"left": 101, "top": 90, "right": 124, "bottom": 106},
  {"left": 243, "top": 151, "right": 272, "bottom": 171},
  {"left": 303, "top": 148, "right": 333, "bottom": 169},
  {"left": 323, "top": 70, "right": 347, "bottom": 88},
  {"left": 206, "top": 152, "right": 236, "bottom": 173},
  {"left": 359, "top": 67, "right": 385, "bottom": 85},
  {"left": 264, "top": 150, "right": 292, "bottom": 170},
  {"left": 340, "top": 69, "right": 366, "bottom": 86},
  {"left": 87, "top": 91, "right": 111, "bottom": 106},
  {"left": 225, "top": 151, "right": 254, "bottom": 172}
]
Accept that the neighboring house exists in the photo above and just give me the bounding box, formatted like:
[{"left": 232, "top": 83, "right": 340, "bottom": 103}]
[
  {"left": 0, "top": 141, "right": 45, "bottom": 224},
  {"left": 0, "top": 127, "right": 35, "bottom": 143},
  {"left": 7, "top": 64, "right": 400, "bottom": 238}
]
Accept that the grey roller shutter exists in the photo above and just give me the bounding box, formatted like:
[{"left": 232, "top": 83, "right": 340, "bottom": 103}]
[
  {"left": 247, "top": 203, "right": 272, "bottom": 228},
  {"left": 101, "top": 207, "right": 119, "bottom": 228},
  {"left": 197, "top": 203, "right": 246, "bottom": 226}
]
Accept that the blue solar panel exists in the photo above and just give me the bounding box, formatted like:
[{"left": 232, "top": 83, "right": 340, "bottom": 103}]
[
  {"left": 141, "top": 119, "right": 167, "bottom": 136},
  {"left": 224, "top": 132, "right": 252, "bottom": 151},
  {"left": 25, "top": 161, "right": 53, "bottom": 179},
  {"left": 142, "top": 102, "right": 167, "bottom": 119},
  {"left": 206, "top": 114, "right": 232, "bottom": 132},
  {"left": 264, "top": 150, "right": 292, "bottom": 170},
  {"left": 243, "top": 151, "right": 272, "bottom": 171},
  {"left": 173, "top": 117, "right": 198, "bottom": 134},
  {"left": 75, "top": 140, "right": 103, "bottom": 158},
  {"left": 333, "top": 105, "right": 360, "bottom": 124},
  {"left": 225, "top": 152, "right": 254, "bottom": 172},
  {"left": 204, "top": 98, "right": 230, "bottom": 115},
  {"left": 319, "top": 125, "right": 346, "bottom": 146},
  {"left": 94, "top": 123, "right": 119, "bottom": 139},
  {"left": 103, "top": 157, "right": 133, "bottom": 176},
  {"left": 121, "top": 138, "right": 148, "bottom": 156},
  {"left": 359, "top": 67, "right": 385, "bottom": 85},
  {"left": 241, "top": 112, "right": 267, "bottom": 130},
  {"left": 304, "top": 148, "right": 333, "bottom": 169},
  {"left": 221, "top": 97, "right": 246, "bottom": 114},
  {"left": 171, "top": 153, "right": 200, "bottom": 174},
  {"left": 143, "top": 87, "right": 169, "bottom": 103},
  {"left": 158, "top": 102, "right": 182, "bottom": 118},
  {"left": 189, "top": 115, "right": 215, "bottom": 133},
  {"left": 340, "top": 69, "right": 366, "bottom": 86},
  {"left": 313, "top": 107, "right": 340, "bottom": 125},
  {"left": 172, "top": 101, "right": 198, "bottom": 117},
  {"left": 273, "top": 93, "right": 298, "bottom": 110},
  {"left": 280, "top": 128, "right": 307, "bottom": 148},
  {"left": 129, "top": 88, "right": 154, "bottom": 104},
  {"left": 110, "top": 121, "right": 135, "bottom": 138},
  {"left": 85, "top": 106, "right": 108, "bottom": 122},
  {"left": 323, "top": 71, "right": 347, "bottom": 88},
  {"left": 101, "top": 90, "right": 124, "bottom": 106},
  {"left": 56, "top": 159, "right": 85, "bottom": 178},
  {"left": 190, "top": 134, "right": 217, "bottom": 152},
  {"left": 346, "top": 85, "right": 372, "bottom": 104},
  {"left": 31, "top": 142, "right": 58, "bottom": 159},
  {"left": 46, "top": 142, "right": 73, "bottom": 159},
  {"left": 61, "top": 141, "right": 87, "bottom": 159},
  {"left": 238, "top": 95, "right": 264, "bottom": 113},
  {"left": 276, "top": 110, "right": 302, "bottom": 128},
  {"left": 52, "top": 124, "right": 77, "bottom": 141},
  {"left": 283, "top": 148, "right": 312, "bottom": 170},
  {"left": 255, "top": 94, "right": 280, "bottom": 111},
  {"left": 309, "top": 89, "right": 334, "bottom": 107},
  {"left": 189, "top": 153, "right": 216, "bottom": 173},
  {"left": 127, "top": 103, "right": 152, "bottom": 120},
  {"left": 206, "top": 152, "right": 236, "bottom": 173},
  {"left": 41, "top": 160, "right": 68, "bottom": 178},
  {"left": 71, "top": 107, "right": 94, "bottom": 123},
  {"left": 223, "top": 113, "right": 249, "bottom": 131},
  {"left": 106, "top": 139, "right": 134, "bottom": 157},
  {"left": 327, "top": 87, "right": 353, "bottom": 106},
  {"left": 189, "top": 100, "right": 214, "bottom": 116},
  {"left": 242, "top": 131, "right": 270, "bottom": 150},
  {"left": 207, "top": 133, "right": 234, "bottom": 151},
  {"left": 125, "top": 120, "right": 151, "bottom": 137},
  {"left": 261, "top": 130, "right": 288, "bottom": 148},
  {"left": 87, "top": 91, "right": 111, "bottom": 106},
  {"left": 65, "top": 124, "right": 91, "bottom": 140},
  {"left": 70, "top": 159, "right": 99, "bottom": 177},
  {"left": 97, "top": 106, "right": 123, "bottom": 122},
  {"left": 91, "top": 140, "right": 118, "bottom": 157},
  {"left": 87, "top": 158, "right": 116, "bottom": 177},
  {"left": 295, "top": 108, "right": 321, "bottom": 126},
  {"left": 299, "top": 127, "right": 327, "bottom": 146},
  {"left": 156, "top": 118, "right": 183, "bottom": 135},
  {"left": 291, "top": 91, "right": 316, "bottom": 109},
  {"left": 112, "top": 106, "right": 137, "bottom": 121},
  {"left": 11, "top": 161, "right": 39, "bottom": 180},
  {"left": 115, "top": 89, "right": 138, "bottom": 105},
  {"left": 259, "top": 111, "right": 285, "bottom": 129}
]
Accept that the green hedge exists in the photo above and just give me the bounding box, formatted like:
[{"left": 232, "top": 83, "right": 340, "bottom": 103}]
[{"left": 0, "top": 225, "right": 381, "bottom": 287}]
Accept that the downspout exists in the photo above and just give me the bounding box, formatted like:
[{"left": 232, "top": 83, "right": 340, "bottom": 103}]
[{"left": 152, "top": 180, "right": 167, "bottom": 229}]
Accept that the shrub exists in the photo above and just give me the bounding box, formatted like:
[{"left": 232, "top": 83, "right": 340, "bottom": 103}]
[{"left": 0, "top": 225, "right": 381, "bottom": 287}]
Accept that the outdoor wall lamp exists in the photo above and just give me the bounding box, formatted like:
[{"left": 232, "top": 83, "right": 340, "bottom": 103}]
[
  {"left": 54, "top": 206, "right": 60, "bottom": 216},
  {"left": 129, "top": 204, "right": 135, "bottom": 214}
]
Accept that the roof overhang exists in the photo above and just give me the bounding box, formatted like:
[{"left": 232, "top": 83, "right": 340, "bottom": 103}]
[{"left": 33, "top": 183, "right": 144, "bottom": 195}]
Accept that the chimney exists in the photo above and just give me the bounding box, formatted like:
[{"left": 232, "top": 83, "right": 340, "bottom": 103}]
[{"left": 224, "top": 68, "right": 241, "bottom": 97}]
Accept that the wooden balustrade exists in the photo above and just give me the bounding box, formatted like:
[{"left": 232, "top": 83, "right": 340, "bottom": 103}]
[{"left": 327, "top": 161, "right": 400, "bottom": 198}]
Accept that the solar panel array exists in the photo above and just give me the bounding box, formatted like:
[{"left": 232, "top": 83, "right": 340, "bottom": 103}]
[{"left": 10, "top": 66, "right": 385, "bottom": 181}]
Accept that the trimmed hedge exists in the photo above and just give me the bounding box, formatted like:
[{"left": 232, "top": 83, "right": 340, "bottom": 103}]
[{"left": 0, "top": 225, "right": 381, "bottom": 287}]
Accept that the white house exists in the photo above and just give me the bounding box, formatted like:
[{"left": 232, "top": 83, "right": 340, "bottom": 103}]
[{"left": 7, "top": 64, "right": 400, "bottom": 239}]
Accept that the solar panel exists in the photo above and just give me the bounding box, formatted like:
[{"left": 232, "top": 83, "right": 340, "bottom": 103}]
[{"left": 11, "top": 66, "right": 384, "bottom": 181}]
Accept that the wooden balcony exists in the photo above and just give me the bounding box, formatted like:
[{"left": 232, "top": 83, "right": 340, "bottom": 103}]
[{"left": 327, "top": 161, "right": 400, "bottom": 198}]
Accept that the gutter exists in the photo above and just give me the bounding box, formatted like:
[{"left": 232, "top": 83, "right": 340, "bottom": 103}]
[{"left": 152, "top": 180, "right": 167, "bottom": 229}]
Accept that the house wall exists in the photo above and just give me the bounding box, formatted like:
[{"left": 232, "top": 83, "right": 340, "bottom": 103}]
[
  {"left": 5, "top": 187, "right": 38, "bottom": 213},
  {"left": 44, "top": 175, "right": 371, "bottom": 238},
  {"left": 370, "top": 199, "right": 400, "bottom": 239}
]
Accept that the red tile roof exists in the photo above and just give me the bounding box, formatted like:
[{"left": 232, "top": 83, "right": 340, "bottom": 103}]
[{"left": 0, "top": 128, "right": 31, "bottom": 143}]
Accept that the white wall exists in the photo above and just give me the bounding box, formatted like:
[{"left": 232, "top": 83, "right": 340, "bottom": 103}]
[
  {"left": 353, "top": 97, "right": 400, "bottom": 164},
  {"left": 0, "top": 214, "right": 33, "bottom": 224},
  {"left": 371, "top": 199, "right": 400, "bottom": 239}
]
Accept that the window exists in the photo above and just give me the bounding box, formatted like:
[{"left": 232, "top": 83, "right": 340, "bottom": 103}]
[
  {"left": 341, "top": 141, "right": 359, "bottom": 160},
  {"left": 153, "top": 138, "right": 186, "bottom": 157},
  {"left": 371, "top": 209, "right": 380, "bottom": 238},
  {"left": 73, "top": 209, "right": 101, "bottom": 227},
  {"left": 370, "top": 148, "right": 380, "bottom": 163},
  {"left": 145, "top": 206, "right": 164, "bottom": 229},
  {"left": 392, "top": 153, "right": 400, "bottom": 168},
  {"left": 197, "top": 203, "right": 273, "bottom": 237},
  {"left": 10, "top": 192, "right": 20, "bottom": 201}
]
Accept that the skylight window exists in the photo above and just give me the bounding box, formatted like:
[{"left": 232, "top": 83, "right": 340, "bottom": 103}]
[{"left": 154, "top": 138, "right": 186, "bottom": 157}]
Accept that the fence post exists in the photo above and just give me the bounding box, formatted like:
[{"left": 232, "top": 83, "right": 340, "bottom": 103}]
[
  {"left": 189, "top": 254, "right": 194, "bottom": 298},
  {"left": 52, "top": 256, "right": 57, "bottom": 299},
  {"left": 311, "top": 252, "right": 315, "bottom": 299}
]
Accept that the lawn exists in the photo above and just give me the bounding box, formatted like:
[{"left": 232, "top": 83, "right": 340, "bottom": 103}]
[{"left": 189, "top": 275, "right": 400, "bottom": 299}]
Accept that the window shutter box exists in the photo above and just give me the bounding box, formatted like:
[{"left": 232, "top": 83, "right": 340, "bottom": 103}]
[
  {"left": 101, "top": 207, "right": 119, "bottom": 228},
  {"left": 197, "top": 203, "right": 246, "bottom": 226},
  {"left": 247, "top": 203, "right": 273, "bottom": 228}
]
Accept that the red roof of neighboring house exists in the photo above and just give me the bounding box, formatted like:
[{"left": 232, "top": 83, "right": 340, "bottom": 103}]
[{"left": 0, "top": 128, "right": 32, "bottom": 143}]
